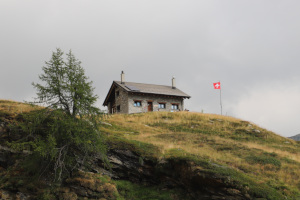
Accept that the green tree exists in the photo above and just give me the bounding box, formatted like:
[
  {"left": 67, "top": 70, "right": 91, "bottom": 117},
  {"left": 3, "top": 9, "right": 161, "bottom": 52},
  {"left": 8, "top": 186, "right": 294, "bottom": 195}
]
[
  {"left": 10, "top": 49, "right": 106, "bottom": 182},
  {"left": 33, "top": 48, "right": 99, "bottom": 118}
]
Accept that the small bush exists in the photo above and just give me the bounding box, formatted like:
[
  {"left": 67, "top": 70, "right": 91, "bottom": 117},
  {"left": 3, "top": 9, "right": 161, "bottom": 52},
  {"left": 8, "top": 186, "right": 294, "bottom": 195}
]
[
  {"left": 246, "top": 155, "right": 281, "bottom": 168},
  {"left": 115, "top": 180, "right": 175, "bottom": 200},
  {"left": 0, "top": 110, "right": 11, "bottom": 120},
  {"left": 8, "top": 109, "right": 107, "bottom": 182},
  {"left": 281, "top": 157, "right": 297, "bottom": 164},
  {"left": 36, "top": 189, "right": 56, "bottom": 200}
]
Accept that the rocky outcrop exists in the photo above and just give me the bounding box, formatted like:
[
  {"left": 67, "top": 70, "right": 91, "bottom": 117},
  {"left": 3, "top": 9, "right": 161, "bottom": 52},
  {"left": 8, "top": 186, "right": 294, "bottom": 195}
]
[
  {"left": 94, "top": 149, "right": 251, "bottom": 200},
  {"left": 61, "top": 170, "right": 119, "bottom": 200},
  {"left": 103, "top": 149, "right": 157, "bottom": 184}
]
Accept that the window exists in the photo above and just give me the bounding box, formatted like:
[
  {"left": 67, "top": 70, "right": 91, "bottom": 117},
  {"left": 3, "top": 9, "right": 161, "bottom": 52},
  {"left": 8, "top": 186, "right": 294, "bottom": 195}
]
[
  {"left": 134, "top": 101, "right": 142, "bottom": 107},
  {"left": 116, "top": 91, "right": 119, "bottom": 97},
  {"left": 171, "top": 104, "right": 179, "bottom": 110},
  {"left": 158, "top": 103, "right": 166, "bottom": 109},
  {"left": 117, "top": 105, "right": 120, "bottom": 112}
]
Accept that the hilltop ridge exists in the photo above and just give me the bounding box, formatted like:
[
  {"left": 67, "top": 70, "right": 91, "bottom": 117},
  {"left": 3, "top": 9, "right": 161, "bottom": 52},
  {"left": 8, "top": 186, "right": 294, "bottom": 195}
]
[{"left": 0, "top": 100, "right": 299, "bottom": 199}]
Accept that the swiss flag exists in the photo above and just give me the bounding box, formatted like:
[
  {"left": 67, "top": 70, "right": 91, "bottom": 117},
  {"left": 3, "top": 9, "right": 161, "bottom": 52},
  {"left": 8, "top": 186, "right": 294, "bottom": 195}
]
[{"left": 213, "top": 82, "right": 221, "bottom": 89}]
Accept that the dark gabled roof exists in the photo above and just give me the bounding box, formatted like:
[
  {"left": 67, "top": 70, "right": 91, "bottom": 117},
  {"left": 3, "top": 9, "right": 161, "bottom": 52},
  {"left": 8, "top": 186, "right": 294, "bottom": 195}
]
[
  {"left": 103, "top": 81, "right": 191, "bottom": 106},
  {"left": 115, "top": 81, "right": 191, "bottom": 97}
]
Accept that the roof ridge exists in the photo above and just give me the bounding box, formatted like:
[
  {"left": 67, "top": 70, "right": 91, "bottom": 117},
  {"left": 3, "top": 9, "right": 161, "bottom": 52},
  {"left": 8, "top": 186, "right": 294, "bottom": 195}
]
[
  {"left": 113, "top": 80, "right": 190, "bottom": 98},
  {"left": 114, "top": 80, "right": 173, "bottom": 87}
]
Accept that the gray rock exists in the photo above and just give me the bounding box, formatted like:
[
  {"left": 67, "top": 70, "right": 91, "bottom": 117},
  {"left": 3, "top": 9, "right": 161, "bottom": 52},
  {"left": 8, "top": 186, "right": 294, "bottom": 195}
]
[
  {"left": 100, "top": 121, "right": 112, "bottom": 126},
  {"left": 253, "top": 129, "right": 261, "bottom": 133},
  {"left": 109, "top": 156, "right": 123, "bottom": 165}
]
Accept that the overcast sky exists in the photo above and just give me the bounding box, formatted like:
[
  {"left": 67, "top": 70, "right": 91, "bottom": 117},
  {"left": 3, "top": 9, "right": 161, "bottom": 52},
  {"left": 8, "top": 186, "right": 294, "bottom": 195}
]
[{"left": 1, "top": 0, "right": 300, "bottom": 137}]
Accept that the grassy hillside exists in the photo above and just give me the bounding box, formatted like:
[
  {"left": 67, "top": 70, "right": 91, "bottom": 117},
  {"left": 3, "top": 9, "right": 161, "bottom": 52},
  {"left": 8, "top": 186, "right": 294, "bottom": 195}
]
[
  {"left": 0, "top": 100, "right": 300, "bottom": 199},
  {"left": 0, "top": 99, "right": 39, "bottom": 114},
  {"left": 100, "top": 111, "right": 300, "bottom": 199}
]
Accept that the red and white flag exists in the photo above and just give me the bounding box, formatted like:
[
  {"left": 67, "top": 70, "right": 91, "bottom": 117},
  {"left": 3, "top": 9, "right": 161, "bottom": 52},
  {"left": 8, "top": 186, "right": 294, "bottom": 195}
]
[{"left": 213, "top": 82, "right": 221, "bottom": 89}]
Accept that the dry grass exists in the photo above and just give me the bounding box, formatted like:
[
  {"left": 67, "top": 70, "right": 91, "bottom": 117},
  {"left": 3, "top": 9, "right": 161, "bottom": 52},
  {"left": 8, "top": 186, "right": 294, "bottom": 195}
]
[
  {"left": 1, "top": 99, "right": 299, "bottom": 197},
  {"left": 101, "top": 111, "right": 300, "bottom": 193},
  {"left": 242, "top": 142, "right": 300, "bottom": 163},
  {"left": 0, "top": 99, "right": 39, "bottom": 115}
]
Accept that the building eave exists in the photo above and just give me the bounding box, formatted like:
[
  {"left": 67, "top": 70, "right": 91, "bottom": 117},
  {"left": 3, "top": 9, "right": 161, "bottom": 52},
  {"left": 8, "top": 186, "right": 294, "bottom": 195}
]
[
  {"left": 128, "top": 91, "right": 191, "bottom": 99},
  {"left": 102, "top": 82, "right": 117, "bottom": 106}
]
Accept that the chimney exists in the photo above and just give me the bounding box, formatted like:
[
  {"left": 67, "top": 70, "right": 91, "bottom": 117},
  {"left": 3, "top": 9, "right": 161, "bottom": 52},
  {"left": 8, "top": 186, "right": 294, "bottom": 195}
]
[
  {"left": 121, "top": 71, "right": 125, "bottom": 84},
  {"left": 172, "top": 76, "right": 176, "bottom": 89}
]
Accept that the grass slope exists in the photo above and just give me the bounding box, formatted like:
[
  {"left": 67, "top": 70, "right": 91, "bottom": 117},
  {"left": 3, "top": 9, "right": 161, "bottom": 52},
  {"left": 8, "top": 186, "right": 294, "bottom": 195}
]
[
  {"left": 1, "top": 100, "right": 300, "bottom": 199},
  {"left": 100, "top": 111, "right": 300, "bottom": 199}
]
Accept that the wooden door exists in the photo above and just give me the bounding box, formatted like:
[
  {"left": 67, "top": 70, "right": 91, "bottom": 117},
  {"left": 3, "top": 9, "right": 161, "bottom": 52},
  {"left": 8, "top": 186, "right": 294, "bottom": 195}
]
[{"left": 147, "top": 102, "right": 153, "bottom": 112}]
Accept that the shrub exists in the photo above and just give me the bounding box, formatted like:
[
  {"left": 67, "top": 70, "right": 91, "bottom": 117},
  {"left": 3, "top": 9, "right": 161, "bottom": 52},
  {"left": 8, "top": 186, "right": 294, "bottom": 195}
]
[
  {"left": 8, "top": 109, "right": 107, "bottom": 182},
  {"left": 115, "top": 180, "right": 175, "bottom": 200},
  {"left": 246, "top": 155, "right": 281, "bottom": 168}
]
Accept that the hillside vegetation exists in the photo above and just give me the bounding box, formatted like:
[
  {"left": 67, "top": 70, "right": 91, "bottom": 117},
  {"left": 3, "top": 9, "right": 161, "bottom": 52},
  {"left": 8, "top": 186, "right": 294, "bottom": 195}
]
[
  {"left": 100, "top": 110, "right": 300, "bottom": 199},
  {"left": 0, "top": 100, "right": 300, "bottom": 200}
]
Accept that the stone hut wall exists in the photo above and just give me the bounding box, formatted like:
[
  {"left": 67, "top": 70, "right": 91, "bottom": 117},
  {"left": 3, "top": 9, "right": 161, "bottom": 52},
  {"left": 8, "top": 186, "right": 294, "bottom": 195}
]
[
  {"left": 127, "top": 93, "right": 183, "bottom": 114},
  {"left": 115, "top": 87, "right": 128, "bottom": 114}
]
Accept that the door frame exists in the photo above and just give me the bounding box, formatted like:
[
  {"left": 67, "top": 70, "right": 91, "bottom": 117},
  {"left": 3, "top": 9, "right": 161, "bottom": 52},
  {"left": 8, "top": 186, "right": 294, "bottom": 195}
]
[{"left": 147, "top": 101, "right": 153, "bottom": 112}]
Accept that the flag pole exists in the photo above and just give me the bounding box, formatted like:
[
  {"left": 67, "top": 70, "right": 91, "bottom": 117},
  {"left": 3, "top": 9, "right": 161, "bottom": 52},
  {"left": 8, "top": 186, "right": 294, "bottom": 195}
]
[
  {"left": 213, "top": 81, "right": 223, "bottom": 115},
  {"left": 220, "top": 85, "right": 223, "bottom": 115}
]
